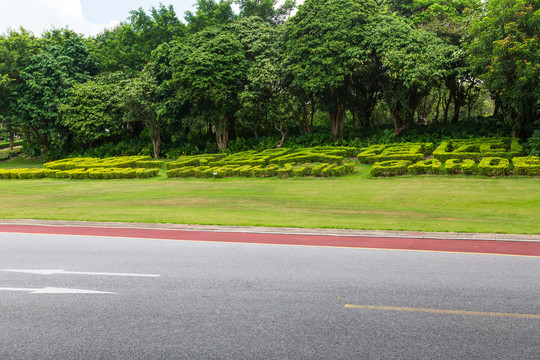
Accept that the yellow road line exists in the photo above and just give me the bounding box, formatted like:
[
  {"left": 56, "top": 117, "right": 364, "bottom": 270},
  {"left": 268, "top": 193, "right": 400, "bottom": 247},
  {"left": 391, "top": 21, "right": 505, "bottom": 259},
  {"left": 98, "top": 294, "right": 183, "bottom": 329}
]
[{"left": 345, "top": 304, "right": 540, "bottom": 319}]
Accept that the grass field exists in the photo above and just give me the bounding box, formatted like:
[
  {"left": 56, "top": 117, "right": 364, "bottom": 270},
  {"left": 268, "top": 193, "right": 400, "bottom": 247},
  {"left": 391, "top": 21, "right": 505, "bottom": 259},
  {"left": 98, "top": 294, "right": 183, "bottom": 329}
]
[{"left": 1, "top": 159, "right": 538, "bottom": 234}]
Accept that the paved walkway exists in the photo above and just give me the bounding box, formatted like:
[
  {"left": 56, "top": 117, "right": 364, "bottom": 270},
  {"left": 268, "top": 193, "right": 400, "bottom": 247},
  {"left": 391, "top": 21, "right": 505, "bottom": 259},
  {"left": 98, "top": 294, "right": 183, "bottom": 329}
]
[{"left": 1, "top": 219, "right": 539, "bottom": 242}]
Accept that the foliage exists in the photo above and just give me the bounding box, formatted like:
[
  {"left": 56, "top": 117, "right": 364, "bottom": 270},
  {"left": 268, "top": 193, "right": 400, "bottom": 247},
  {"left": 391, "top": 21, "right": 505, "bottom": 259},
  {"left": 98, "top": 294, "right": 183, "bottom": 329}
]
[
  {"left": 512, "top": 156, "right": 540, "bottom": 175},
  {"left": 370, "top": 160, "right": 411, "bottom": 177},
  {"left": 468, "top": 0, "right": 540, "bottom": 138}
]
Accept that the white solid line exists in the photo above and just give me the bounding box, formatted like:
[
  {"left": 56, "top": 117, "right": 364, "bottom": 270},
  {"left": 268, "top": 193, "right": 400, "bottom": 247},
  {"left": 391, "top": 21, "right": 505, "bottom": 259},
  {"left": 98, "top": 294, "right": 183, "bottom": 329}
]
[
  {"left": 0, "top": 286, "right": 116, "bottom": 294},
  {"left": 1, "top": 269, "right": 161, "bottom": 277}
]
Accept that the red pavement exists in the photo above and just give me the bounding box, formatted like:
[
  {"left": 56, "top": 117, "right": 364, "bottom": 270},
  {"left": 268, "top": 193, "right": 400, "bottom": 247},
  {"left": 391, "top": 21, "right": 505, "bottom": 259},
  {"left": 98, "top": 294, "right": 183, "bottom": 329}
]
[{"left": 0, "top": 225, "right": 539, "bottom": 257}]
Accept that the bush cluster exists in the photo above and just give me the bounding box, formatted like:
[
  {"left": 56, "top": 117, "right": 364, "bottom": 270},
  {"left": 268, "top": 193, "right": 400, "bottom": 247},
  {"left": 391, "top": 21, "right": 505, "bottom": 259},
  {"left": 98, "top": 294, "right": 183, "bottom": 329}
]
[
  {"left": 0, "top": 148, "right": 22, "bottom": 161},
  {"left": 512, "top": 156, "right": 540, "bottom": 176},
  {"left": 0, "top": 167, "right": 159, "bottom": 180},
  {"left": 443, "top": 159, "right": 476, "bottom": 175},
  {"left": 165, "top": 147, "right": 357, "bottom": 179},
  {"left": 433, "top": 138, "right": 522, "bottom": 162},
  {"left": 370, "top": 160, "right": 411, "bottom": 177},
  {"left": 43, "top": 155, "right": 153, "bottom": 170},
  {"left": 407, "top": 159, "right": 442, "bottom": 175},
  {"left": 357, "top": 143, "right": 433, "bottom": 164}
]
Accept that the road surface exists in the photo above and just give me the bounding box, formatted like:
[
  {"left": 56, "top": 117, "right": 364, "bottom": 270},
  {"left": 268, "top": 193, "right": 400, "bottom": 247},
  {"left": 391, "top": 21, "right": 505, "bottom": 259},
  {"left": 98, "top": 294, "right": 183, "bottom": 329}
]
[{"left": 0, "top": 228, "right": 538, "bottom": 359}]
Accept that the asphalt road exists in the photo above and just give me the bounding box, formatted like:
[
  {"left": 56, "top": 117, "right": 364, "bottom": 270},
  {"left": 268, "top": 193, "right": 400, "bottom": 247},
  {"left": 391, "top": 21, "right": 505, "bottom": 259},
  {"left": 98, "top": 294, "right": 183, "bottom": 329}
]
[{"left": 0, "top": 232, "right": 539, "bottom": 359}]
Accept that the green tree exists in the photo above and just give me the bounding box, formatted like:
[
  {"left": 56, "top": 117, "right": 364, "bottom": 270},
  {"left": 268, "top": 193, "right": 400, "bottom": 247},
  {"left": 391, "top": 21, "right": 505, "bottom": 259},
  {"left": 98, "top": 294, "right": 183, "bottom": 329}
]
[
  {"left": 367, "top": 16, "right": 450, "bottom": 135},
  {"left": 59, "top": 72, "right": 128, "bottom": 149},
  {"left": 17, "top": 32, "right": 96, "bottom": 155},
  {"left": 171, "top": 27, "right": 248, "bottom": 150},
  {"left": 284, "top": 0, "right": 377, "bottom": 140},
  {"left": 91, "top": 4, "right": 185, "bottom": 72},
  {"left": 468, "top": 0, "right": 540, "bottom": 138},
  {"left": 121, "top": 70, "right": 164, "bottom": 158},
  {"left": 234, "top": 0, "right": 296, "bottom": 24},
  {"left": 0, "top": 28, "right": 42, "bottom": 149},
  {"left": 184, "top": 0, "right": 236, "bottom": 34}
]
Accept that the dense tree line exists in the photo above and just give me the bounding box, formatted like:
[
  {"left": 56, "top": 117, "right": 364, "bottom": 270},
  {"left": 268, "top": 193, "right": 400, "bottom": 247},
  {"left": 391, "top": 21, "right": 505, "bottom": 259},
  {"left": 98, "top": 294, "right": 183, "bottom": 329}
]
[{"left": 0, "top": 0, "right": 538, "bottom": 158}]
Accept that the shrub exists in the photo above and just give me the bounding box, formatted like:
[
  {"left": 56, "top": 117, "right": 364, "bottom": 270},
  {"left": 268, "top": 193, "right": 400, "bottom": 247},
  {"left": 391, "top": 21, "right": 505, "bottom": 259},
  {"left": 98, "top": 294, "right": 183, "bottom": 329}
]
[
  {"left": 434, "top": 138, "right": 522, "bottom": 162},
  {"left": 370, "top": 160, "right": 411, "bottom": 177},
  {"left": 357, "top": 143, "right": 430, "bottom": 164},
  {"left": 478, "top": 157, "right": 510, "bottom": 176},
  {"left": 136, "top": 160, "right": 164, "bottom": 169},
  {"left": 276, "top": 163, "right": 294, "bottom": 177},
  {"left": 407, "top": 159, "right": 442, "bottom": 175},
  {"left": 512, "top": 157, "right": 540, "bottom": 176},
  {"left": 444, "top": 159, "right": 476, "bottom": 175}
]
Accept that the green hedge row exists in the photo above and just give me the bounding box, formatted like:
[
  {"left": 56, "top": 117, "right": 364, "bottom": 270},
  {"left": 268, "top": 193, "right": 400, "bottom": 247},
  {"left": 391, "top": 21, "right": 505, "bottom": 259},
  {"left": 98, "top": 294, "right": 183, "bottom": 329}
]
[
  {"left": 0, "top": 167, "right": 159, "bottom": 180},
  {"left": 167, "top": 147, "right": 355, "bottom": 170},
  {"left": 513, "top": 156, "right": 540, "bottom": 176},
  {"left": 0, "top": 147, "right": 22, "bottom": 161},
  {"left": 0, "top": 139, "right": 24, "bottom": 149},
  {"left": 358, "top": 143, "right": 433, "bottom": 164},
  {"left": 44, "top": 155, "right": 153, "bottom": 170},
  {"left": 166, "top": 162, "right": 355, "bottom": 178},
  {"left": 433, "top": 137, "right": 523, "bottom": 162},
  {"left": 370, "top": 156, "right": 537, "bottom": 177}
]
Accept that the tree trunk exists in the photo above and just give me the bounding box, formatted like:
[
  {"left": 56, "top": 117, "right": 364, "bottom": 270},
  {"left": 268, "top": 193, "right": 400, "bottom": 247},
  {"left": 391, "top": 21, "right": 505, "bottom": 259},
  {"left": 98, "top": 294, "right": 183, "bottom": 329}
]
[
  {"left": 253, "top": 117, "right": 260, "bottom": 140},
  {"left": 329, "top": 101, "right": 344, "bottom": 141},
  {"left": 152, "top": 126, "right": 161, "bottom": 159},
  {"left": 215, "top": 116, "right": 229, "bottom": 150}
]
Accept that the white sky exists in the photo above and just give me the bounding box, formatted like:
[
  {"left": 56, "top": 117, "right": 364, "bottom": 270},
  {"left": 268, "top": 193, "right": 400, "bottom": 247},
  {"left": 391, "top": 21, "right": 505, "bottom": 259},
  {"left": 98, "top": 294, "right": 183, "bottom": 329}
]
[{"left": 0, "top": 0, "right": 198, "bottom": 36}]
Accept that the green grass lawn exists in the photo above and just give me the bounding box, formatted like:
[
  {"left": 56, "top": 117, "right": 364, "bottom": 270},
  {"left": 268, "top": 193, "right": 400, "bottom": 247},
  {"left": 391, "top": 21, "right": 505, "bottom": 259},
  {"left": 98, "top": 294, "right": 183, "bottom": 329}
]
[{"left": 0, "top": 158, "right": 538, "bottom": 234}]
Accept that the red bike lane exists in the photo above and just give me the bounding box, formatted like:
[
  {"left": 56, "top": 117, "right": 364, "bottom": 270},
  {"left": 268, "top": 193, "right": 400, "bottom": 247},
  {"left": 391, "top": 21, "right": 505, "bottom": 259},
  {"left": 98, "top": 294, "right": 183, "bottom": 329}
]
[{"left": 1, "top": 224, "right": 539, "bottom": 257}]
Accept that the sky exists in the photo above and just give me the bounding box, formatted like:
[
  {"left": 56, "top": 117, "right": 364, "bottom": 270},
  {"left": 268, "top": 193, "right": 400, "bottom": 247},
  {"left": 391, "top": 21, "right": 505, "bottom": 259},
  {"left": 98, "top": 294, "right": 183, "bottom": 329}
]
[{"left": 0, "top": 0, "right": 199, "bottom": 36}]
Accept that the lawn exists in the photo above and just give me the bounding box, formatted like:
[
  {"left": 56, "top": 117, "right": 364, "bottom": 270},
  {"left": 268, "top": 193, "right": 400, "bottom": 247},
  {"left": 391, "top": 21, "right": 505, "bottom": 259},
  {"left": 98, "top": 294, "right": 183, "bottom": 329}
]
[{"left": 0, "top": 159, "right": 538, "bottom": 234}]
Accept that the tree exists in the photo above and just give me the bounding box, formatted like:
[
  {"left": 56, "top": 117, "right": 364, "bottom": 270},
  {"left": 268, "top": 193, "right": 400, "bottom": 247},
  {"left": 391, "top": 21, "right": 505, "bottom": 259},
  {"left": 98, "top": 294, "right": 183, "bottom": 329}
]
[
  {"left": 171, "top": 27, "right": 248, "bottom": 150},
  {"left": 234, "top": 0, "right": 296, "bottom": 25},
  {"left": 367, "top": 16, "right": 450, "bottom": 135},
  {"left": 284, "top": 0, "right": 378, "bottom": 140},
  {"left": 17, "top": 32, "right": 97, "bottom": 155},
  {"left": 468, "top": 0, "right": 540, "bottom": 138},
  {"left": 388, "top": 0, "right": 482, "bottom": 124},
  {"left": 184, "top": 0, "right": 236, "bottom": 34},
  {"left": 59, "top": 72, "right": 128, "bottom": 149},
  {"left": 91, "top": 4, "right": 185, "bottom": 72},
  {"left": 0, "top": 28, "right": 42, "bottom": 149},
  {"left": 121, "top": 70, "right": 164, "bottom": 158}
]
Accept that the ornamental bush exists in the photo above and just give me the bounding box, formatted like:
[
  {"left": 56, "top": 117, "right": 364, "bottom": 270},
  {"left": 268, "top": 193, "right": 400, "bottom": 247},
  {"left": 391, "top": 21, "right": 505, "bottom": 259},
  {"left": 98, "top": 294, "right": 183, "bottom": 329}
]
[
  {"left": 357, "top": 143, "right": 431, "bottom": 164},
  {"left": 478, "top": 157, "right": 510, "bottom": 176},
  {"left": 370, "top": 160, "right": 411, "bottom": 177},
  {"left": 407, "top": 159, "right": 442, "bottom": 175},
  {"left": 512, "top": 157, "right": 540, "bottom": 176},
  {"left": 433, "top": 138, "right": 522, "bottom": 162},
  {"left": 443, "top": 159, "right": 476, "bottom": 175}
]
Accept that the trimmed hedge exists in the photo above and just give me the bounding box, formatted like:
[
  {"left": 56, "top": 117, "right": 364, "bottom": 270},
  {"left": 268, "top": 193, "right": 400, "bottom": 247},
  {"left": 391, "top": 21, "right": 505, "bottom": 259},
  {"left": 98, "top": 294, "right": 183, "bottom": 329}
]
[
  {"left": 358, "top": 143, "right": 432, "bottom": 164},
  {"left": 135, "top": 160, "right": 164, "bottom": 169},
  {"left": 370, "top": 160, "right": 411, "bottom": 177},
  {"left": 443, "top": 159, "right": 476, "bottom": 175},
  {"left": 44, "top": 155, "right": 152, "bottom": 170},
  {"left": 433, "top": 138, "right": 522, "bottom": 162},
  {"left": 407, "top": 159, "right": 442, "bottom": 175},
  {"left": 512, "top": 157, "right": 540, "bottom": 176},
  {"left": 478, "top": 157, "right": 510, "bottom": 176},
  {"left": 0, "top": 148, "right": 22, "bottom": 161}
]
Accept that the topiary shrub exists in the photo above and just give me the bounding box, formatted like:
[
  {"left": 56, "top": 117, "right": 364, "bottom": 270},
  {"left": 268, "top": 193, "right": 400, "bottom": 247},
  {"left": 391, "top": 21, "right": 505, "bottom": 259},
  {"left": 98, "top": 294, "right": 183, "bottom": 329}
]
[
  {"left": 478, "top": 157, "right": 510, "bottom": 176},
  {"left": 370, "top": 160, "right": 411, "bottom": 177},
  {"left": 407, "top": 159, "right": 442, "bottom": 175},
  {"left": 512, "top": 157, "right": 540, "bottom": 176},
  {"left": 443, "top": 159, "right": 476, "bottom": 175}
]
